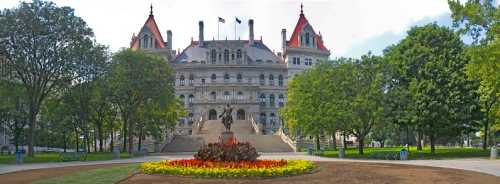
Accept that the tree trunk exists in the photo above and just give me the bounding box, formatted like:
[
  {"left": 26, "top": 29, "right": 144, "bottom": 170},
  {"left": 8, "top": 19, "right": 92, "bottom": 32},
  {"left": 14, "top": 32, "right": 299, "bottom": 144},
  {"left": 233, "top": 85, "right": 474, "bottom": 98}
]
[
  {"left": 98, "top": 124, "right": 103, "bottom": 152},
  {"left": 430, "top": 134, "right": 436, "bottom": 154},
  {"left": 27, "top": 102, "right": 37, "bottom": 157},
  {"left": 380, "top": 141, "right": 385, "bottom": 148},
  {"left": 358, "top": 137, "right": 364, "bottom": 155},
  {"left": 138, "top": 129, "right": 143, "bottom": 152},
  {"left": 417, "top": 131, "right": 423, "bottom": 151},
  {"left": 343, "top": 131, "right": 347, "bottom": 148},
  {"left": 315, "top": 134, "right": 321, "bottom": 151},
  {"left": 110, "top": 127, "right": 114, "bottom": 152},
  {"left": 331, "top": 133, "right": 337, "bottom": 150},
  {"left": 127, "top": 119, "right": 134, "bottom": 154},
  {"left": 483, "top": 122, "right": 489, "bottom": 150},
  {"left": 85, "top": 131, "right": 90, "bottom": 153},
  {"left": 122, "top": 120, "right": 127, "bottom": 152}
]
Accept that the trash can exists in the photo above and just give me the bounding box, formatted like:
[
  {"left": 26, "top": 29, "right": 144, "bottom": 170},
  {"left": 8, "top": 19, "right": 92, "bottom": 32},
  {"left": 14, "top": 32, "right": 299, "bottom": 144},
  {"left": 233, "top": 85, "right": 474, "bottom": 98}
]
[
  {"left": 400, "top": 148, "right": 408, "bottom": 160},
  {"left": 15, "top": 150, "right": 24, "bottom": 164},
  {"left": 113, "top": 146, "right": 120, "bottom": 159},
  {"left": 339, "top": 147, "right": 345, "bottom": 158},
  {"left": 491, "top": 146, "right": 497, "bottom": 160}
]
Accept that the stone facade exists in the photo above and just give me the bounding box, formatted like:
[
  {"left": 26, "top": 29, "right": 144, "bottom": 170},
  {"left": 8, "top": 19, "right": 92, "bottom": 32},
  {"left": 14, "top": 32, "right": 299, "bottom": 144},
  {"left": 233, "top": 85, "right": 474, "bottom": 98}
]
[{"left": 130, "top": 5, "right": 329, "bottom": 136}]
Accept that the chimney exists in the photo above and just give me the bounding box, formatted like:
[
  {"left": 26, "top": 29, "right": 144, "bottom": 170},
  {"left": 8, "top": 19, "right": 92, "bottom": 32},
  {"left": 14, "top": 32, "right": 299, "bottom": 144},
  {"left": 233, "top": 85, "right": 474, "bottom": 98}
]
[
  {"left": 166, "top": 30, "right": 172, "bottom": 50},
  {"left": 198, "top": 21, "right": 204, "bottom": 46},
  {"left": 249, "top": 19, "right": 254, "bottom": 45},
  {"left": 281, "top": 29, "right": 287, "bottom": 53}
]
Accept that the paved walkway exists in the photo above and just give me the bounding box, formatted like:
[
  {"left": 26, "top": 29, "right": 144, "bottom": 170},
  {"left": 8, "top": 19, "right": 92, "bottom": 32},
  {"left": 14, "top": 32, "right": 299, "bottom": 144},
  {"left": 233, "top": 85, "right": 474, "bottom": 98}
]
[{"left": 1, "top": 152, "right": 499, "bottom": 177}]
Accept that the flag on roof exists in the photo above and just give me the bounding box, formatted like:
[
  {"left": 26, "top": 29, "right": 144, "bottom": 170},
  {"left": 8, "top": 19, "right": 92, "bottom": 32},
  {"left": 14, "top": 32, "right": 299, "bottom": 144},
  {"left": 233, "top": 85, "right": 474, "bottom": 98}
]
[
  {"left": 235, "top": 17, "right": 241, "bottom": 24},
  {"left": 218, "top": 17, "right": 225, "bottom": 23}
]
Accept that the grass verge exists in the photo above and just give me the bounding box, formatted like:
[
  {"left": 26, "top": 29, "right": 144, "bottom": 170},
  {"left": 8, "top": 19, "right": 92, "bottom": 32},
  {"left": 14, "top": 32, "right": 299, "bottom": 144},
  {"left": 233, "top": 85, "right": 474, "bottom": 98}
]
[
  {"left": 0, "top": 152, "right": 132, "bottom": 164},
  {"left": 31, "top": 163, "right": 139, "bottom": 184},
  {"left": 319, "top": 146, "right": 490, "bottom": 160}
]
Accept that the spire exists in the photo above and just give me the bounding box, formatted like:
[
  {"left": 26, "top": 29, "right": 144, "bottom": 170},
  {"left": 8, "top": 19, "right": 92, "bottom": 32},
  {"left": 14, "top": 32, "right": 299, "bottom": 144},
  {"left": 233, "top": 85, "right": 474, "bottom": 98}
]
[
  {"left": 150, "top": 4, "right": 153, "bottom": 16},
  {"left": 300, "top": 3, "right": 304, "bottom": 15}
]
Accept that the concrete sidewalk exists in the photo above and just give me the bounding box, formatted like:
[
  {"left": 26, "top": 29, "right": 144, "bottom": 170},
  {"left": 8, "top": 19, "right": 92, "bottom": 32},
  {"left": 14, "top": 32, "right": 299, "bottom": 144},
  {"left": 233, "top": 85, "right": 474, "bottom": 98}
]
[{"left": 1, "top": 153, "right": 499, "bottom": 177}]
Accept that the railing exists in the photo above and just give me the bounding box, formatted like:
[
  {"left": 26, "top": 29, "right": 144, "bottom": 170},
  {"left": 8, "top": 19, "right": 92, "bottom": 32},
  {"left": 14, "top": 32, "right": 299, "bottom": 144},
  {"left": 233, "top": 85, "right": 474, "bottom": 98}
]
[
  {"left": 276, "top": 127, "right": 297, "bottom": 152},
  {"left": 250, "top": 115, "right": 261, "bottom": 135}
]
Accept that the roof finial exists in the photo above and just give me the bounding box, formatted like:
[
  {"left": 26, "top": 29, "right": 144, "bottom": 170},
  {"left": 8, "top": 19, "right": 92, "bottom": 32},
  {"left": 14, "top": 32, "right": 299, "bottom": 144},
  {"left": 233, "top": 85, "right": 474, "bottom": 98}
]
[
  {"left": 300, "top": 3, "right": 303, "bottom": 15},
  {"left": 150, "top": 4, "right": 153, "bottom": 16}
]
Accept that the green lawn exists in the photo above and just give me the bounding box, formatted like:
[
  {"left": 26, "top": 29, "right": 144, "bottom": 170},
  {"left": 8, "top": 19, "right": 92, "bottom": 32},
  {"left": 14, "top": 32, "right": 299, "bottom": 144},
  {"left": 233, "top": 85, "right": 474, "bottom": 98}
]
[
  {"left": 319, "top": 146, "right": 490, "bottom": 160},
  {"left": 0, "top": 152, "right": 132, "bottom": 164},
  {"left": 31, "top": 163, "right": 139, "bottom": 184}
]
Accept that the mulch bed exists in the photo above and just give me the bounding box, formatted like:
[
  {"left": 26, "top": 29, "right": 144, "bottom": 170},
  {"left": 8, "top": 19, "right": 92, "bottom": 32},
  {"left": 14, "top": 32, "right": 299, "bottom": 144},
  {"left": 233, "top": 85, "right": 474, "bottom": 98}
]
[{"left": 120, "top": 162, "right": 500, "bottom": 184}]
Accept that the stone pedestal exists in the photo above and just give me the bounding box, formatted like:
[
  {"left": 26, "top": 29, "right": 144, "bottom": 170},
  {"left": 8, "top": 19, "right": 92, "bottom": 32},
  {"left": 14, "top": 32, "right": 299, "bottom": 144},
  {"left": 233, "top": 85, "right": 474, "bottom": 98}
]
[{"left": 220, "top": 131, "right": 237, "bottom": 145}]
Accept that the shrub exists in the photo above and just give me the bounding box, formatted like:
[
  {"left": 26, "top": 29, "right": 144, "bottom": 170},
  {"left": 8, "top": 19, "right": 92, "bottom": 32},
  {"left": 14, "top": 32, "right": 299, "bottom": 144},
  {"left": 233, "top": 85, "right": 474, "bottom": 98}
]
[
  {"left": 194, "top": 142, "right": 259, "bottom": 162},
  {"left": 140, "top": 159, "right": 315, "bottom": 177}
]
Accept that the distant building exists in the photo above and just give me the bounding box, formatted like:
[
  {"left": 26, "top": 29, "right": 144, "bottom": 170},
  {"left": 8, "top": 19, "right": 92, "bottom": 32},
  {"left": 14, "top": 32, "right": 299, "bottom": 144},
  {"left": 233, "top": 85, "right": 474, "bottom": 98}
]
[{"left": 131, "top": 5, "right": 330, "bottom": 136}]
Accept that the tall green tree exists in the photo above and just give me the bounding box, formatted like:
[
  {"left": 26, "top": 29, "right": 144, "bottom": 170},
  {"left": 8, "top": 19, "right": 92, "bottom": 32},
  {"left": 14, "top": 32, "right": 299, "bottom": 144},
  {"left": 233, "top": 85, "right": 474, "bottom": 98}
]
[
  {"left": 385, "top": 23, "right": 482, "bottom": 153},
  {"left": 449, "top": 0, "right": 500, "bottom": 149},
  {"left": 108, "top": 49, "right": 176, "bottom": 153},
  {"left": 0, "top": 0, "right": 104, "bottom": 156}
]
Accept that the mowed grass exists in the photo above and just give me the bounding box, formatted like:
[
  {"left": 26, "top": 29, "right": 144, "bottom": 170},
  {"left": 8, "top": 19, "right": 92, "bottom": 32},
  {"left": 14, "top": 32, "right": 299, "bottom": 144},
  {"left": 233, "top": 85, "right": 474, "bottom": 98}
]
[
  {"left": 0, "top": 152, "right": 132, "bottom": 164},
  {"left": 319, "top": 146, "right": 490, "bottom": 160},
  {"left": 31, "top": 163, "right": 140, "bottom": 184}
]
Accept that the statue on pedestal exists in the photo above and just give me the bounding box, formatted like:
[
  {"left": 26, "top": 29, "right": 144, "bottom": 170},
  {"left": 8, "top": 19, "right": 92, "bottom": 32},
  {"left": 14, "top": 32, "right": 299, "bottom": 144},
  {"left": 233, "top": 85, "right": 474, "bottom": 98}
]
[{"left": 219, "top": 104, "right": 234, "bottom": 132}]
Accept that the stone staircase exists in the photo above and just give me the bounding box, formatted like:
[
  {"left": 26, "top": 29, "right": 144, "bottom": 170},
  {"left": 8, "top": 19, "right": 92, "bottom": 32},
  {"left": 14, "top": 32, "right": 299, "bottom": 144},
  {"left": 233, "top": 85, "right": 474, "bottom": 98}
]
[{"left": 162, "top": 120, "right": 294, "bottom": 152}]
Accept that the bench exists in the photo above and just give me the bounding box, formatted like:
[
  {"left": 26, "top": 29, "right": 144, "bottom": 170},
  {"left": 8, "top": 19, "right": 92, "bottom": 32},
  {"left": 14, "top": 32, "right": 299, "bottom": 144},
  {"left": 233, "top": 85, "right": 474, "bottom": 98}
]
[{"left": 59, "top": 152, "right": 87, "bottom": 162}]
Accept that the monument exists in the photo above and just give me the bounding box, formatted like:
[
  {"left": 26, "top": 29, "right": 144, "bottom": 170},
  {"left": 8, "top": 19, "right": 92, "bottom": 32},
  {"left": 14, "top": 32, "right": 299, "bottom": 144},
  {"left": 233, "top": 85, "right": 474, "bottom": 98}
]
[{"left": 219, "top": 104, "right": 236, "bottom": 145}]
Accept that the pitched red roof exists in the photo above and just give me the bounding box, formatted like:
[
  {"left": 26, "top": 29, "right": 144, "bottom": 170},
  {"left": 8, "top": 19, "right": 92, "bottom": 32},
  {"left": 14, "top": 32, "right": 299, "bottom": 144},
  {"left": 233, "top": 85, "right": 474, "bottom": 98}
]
[
  {"left": 288, "top": 12, "right": 328, "bottom": 51},
  {"left": 130, "top": 13, "right": 165, "bottom": 49}
]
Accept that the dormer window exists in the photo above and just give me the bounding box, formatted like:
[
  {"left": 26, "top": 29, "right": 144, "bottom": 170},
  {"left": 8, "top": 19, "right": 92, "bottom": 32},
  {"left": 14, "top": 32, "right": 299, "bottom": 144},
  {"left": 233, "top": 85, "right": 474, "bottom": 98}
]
[
  {"left": 143, "top": 34, "right": 149, "bottom": 48},
  {"left": 305, "top": 32, "right": 310, "bottom": 46}
]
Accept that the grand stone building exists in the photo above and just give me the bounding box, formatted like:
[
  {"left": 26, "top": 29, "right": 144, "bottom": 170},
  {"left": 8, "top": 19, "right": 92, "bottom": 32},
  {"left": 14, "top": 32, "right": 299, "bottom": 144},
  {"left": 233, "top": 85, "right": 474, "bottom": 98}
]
[{"left": 130, "top": 5, "right": 329, "bottom": 138}]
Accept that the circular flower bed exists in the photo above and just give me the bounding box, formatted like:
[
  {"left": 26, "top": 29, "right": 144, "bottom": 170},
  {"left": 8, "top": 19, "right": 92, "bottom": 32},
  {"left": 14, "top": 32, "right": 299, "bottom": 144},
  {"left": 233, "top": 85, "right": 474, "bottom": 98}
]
[{"left": 140, "top": 159, "right": 315, "bottom": 177}]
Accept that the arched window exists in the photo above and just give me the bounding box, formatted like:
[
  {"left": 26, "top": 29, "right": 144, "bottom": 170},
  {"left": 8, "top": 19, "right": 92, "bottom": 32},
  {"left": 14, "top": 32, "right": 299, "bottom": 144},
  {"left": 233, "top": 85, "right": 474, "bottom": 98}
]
[
  {"left": 278, "top": 75, "right": 284, "bottom": 87},
  {"left": 210, "top": 91, "right": 216, "bottom": 100},
  {"left": 260, "top": 113, "right": 267, "bottom": 125},
  {"left": 236, "top": 49, "right": 242, "bottom": 59},
  {"left": 237, "top": 73, "right": 242, "bottom": 83},
  {"left": 188, "top": 94, "right": 194, "bottom": 103},
  {"left": 224, "top": 91, "right": 231, "bottom": 100},
  {"left": 179, "top": 75, "right": 185, "bottom": 86},
  {"left": 260, "top": 94, "right": 266, "bottom": 106},
  {"left": 269, "top": 94, "right": 275, "bottom": 107},
  {"left": 210, "top": 49, "right": 217, "bottom": 64},
  {"left": 223, "top": 49, "right": 229, "bottom": 64},
  {"left": 269, "top": 74, "right": 274, "bottom": 86},
  {"left": 188, "top": 74, "right": 194, "bottom": 86},
  {"left": 278, "top": 94, "right": 285, "bottom": 107},
  {"left": 259, "top": 74, "right": 265, "bottom": 86},
  {"left": 270, "top": 113, "right": 276, "bottom": 127},
  {"left": 224, "top": 73, "right": 230, "bottom": 82},
  {"left": 211, "top": 74, "right": 216, "bottom": 83}
]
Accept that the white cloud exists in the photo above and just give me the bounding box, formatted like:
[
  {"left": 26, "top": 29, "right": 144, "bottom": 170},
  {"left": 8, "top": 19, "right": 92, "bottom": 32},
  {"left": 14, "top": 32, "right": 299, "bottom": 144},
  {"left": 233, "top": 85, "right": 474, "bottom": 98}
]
[{"left": 0, "top": 0, "right": 451, "bottom": 57}]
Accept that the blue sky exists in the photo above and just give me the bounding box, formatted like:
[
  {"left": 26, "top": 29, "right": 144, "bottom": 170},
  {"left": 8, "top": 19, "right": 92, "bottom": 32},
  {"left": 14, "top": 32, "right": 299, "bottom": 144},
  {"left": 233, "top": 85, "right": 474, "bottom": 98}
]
[{"left": 0, "top": 0, "right": 486, "bottom": 58}]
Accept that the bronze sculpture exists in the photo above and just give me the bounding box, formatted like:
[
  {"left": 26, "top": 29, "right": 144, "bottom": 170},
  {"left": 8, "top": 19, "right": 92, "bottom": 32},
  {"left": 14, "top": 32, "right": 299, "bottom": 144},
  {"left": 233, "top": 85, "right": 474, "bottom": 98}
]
[{"left": 219, "top": 104, "right": 234, "bottom": 132}]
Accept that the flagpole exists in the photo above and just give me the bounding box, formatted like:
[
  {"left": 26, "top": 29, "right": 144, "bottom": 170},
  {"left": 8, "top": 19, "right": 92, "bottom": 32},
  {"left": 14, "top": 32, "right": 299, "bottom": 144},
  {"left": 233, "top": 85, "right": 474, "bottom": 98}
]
[
  {"left": 234, "top": 20, "right": 236, "bottom": 40},
  {"left": 217, "top": 18, "right": 219, "bottom": 40}
]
